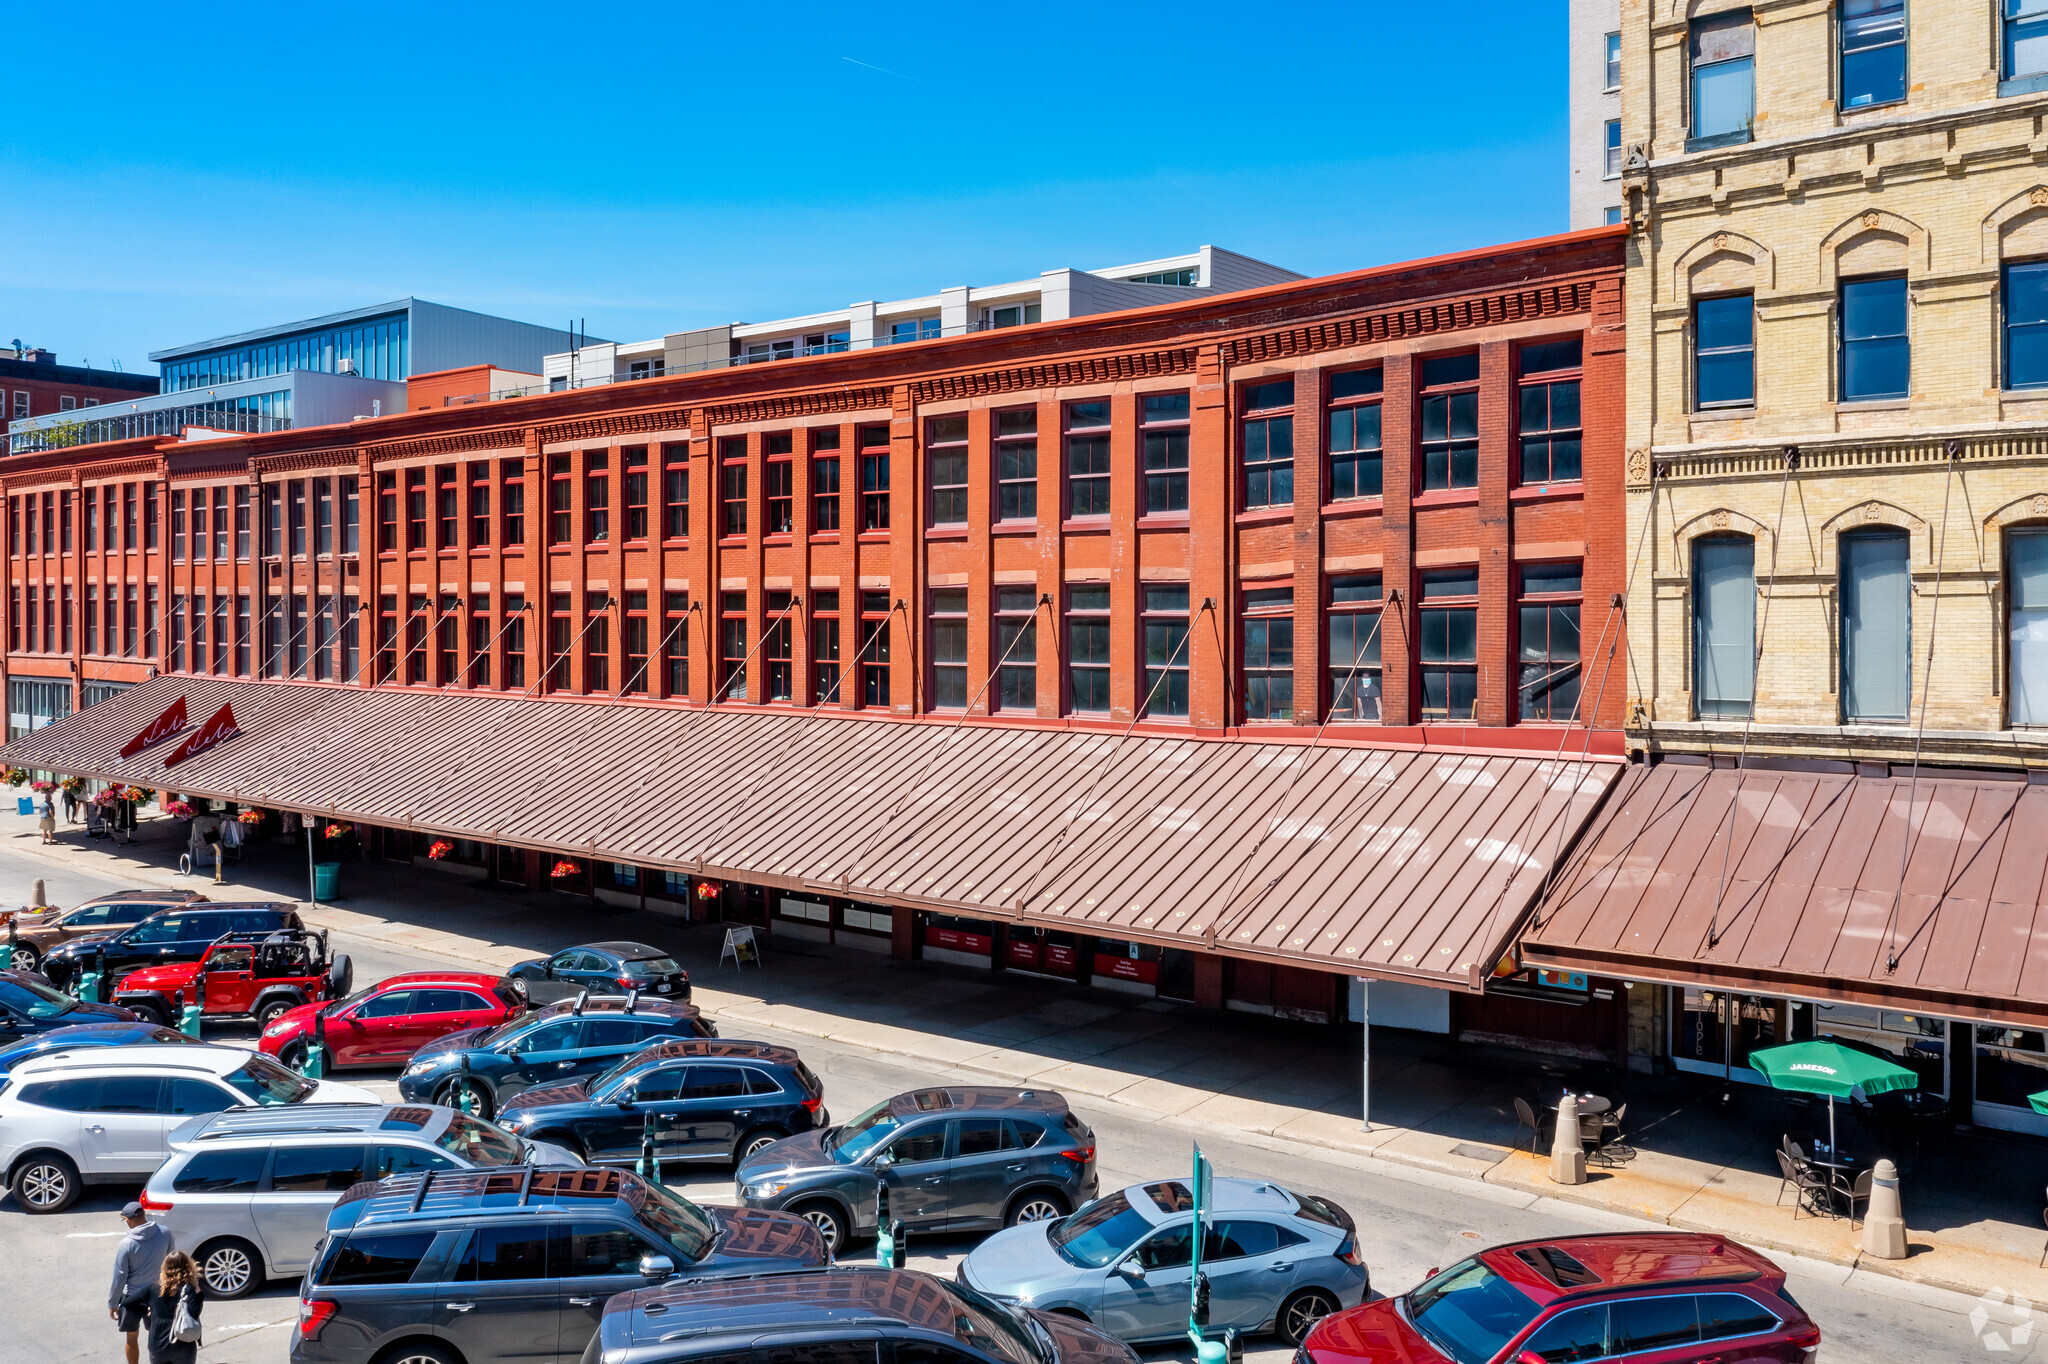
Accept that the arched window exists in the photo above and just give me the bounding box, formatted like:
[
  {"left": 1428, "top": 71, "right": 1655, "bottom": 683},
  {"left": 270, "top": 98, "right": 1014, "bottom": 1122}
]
[
  {"left": 2010, "top": 528, "right": 2048, "bottom": 725},
  {"left": 1840, "top": 528, "right": 1911, "bottom": 722},
  {"left": 1693, "top": 535, "right": 1755, "bottom": 719}
]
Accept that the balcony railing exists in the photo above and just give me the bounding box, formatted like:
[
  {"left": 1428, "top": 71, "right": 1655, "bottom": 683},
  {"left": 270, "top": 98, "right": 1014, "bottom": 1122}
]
[{"left": 8, "top": 404, "right": 292, "bottom": 454}]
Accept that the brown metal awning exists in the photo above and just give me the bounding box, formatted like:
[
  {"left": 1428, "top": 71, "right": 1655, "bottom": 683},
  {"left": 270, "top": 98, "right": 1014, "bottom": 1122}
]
[
  {"left": 1, "top": 676, "right": 1621, "bottom": 991},
  {"left": 1524, "top": 760, "right": 2048, "bottom": 1028}
]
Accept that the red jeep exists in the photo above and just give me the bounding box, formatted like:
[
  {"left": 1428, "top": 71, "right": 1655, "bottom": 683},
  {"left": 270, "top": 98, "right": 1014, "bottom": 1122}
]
[{"left": 110, "top": 928, "right": 352, "bottom": 1029}]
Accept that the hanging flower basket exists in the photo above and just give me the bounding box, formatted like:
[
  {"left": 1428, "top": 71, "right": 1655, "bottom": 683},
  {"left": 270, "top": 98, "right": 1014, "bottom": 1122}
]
[
  {"left": 30, "top": 780, "right": 55, "bottom": 794},
  {"left": 59, "top": 776, "right": 86, "bottom": 796},
  {"left": 164, "top": 800, "right": 197, "bottom": 820},
  {"left": 91, "top": 788, "right": 122, "bottom": 808},
  {"left": 427, "top": 839, "right": 453, "bottom": 860},
  {"left": 124, "top": 788, "right": 154, "bottom": 806},
  {"left": 323, "top": 821, "right": 353, "bottom": 839},
  {"left": 236, "top": 809, "right": 265, "bottom": 826},
  {"left": 695, "top": 879, "right": 722, "bottom": 901},
  {"left": 551, "top": 859, "right": 582, "bottom": 879},
  {"left": 4, "top": 768, "right": 27, "bottom": 788}
]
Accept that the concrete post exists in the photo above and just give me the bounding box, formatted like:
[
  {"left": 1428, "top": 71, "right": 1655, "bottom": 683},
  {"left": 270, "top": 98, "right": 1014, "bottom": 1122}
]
[
  {"left": 1550, "top": 1094, "right": 1587, "bottom": 1184},
  {"left": 1861, "top": 1158, "right": 1907, "bottom": 1259},
  {"left": 31, "top": 877, "right": 44, "bottom": 908}
]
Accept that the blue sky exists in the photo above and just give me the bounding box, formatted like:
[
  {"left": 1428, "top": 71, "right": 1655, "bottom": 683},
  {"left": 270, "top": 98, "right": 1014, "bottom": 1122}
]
[{"left": 4, "top": 3, "right": 1567, "bottom": 374}]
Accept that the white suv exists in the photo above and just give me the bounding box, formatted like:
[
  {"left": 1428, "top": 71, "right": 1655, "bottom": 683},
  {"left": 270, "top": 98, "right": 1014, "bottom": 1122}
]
[{"left": 0, "top": 1044, "right": 377, "bottom": 1213}]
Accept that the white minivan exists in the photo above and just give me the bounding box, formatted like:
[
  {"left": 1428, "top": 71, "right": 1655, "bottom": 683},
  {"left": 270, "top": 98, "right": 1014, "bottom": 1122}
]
[{"left": 0, "top": 1044, "right": 377, "bottom": 1212}]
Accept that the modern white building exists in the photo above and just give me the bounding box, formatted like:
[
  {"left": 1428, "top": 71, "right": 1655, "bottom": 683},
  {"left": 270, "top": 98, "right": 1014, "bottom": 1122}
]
[
  {"left": 1569, "top": 0, "right": 1625, "bottom": 229},
  {"left": 540, "top": 245, "right": 1304, "bottom": 391}
]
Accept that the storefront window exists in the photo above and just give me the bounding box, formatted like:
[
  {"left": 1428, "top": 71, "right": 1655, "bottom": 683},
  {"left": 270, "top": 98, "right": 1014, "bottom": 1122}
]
[
  {"left": 1976, "top": 1026, "right": 2048, "bottom": 1117},
  {"left": 1677, "top": 989, "right": 1783, "bottom": 1076},
  {"left": 1813, "top": 1002, "right": 1946, "bottom": 1095}
]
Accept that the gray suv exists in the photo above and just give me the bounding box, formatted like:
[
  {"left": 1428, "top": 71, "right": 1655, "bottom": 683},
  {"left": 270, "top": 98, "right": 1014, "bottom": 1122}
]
[
  {"left": 291, "top": 1165, "right": 830, "bottom": 1364},
  {"left": 143, "top": 1103, "right": 582, "bottom": 1299},
  {"left": 735, "top": 1087, "right": 1097, "bottom": 1254}
]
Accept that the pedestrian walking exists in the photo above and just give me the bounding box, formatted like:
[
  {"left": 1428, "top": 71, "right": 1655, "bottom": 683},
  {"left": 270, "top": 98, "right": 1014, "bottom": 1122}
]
[
  {"left": 141, "top": 1251, "right": 203, "bottom": 1364},
  {"left": 107, "top": 1201, "right": 172, "bottom": 1364},
  {"left": 37, "top": 790, "right": 56, "bottom": 844},
  {"left": 61, "top": 786, "right": 78, "bottom": 823}
]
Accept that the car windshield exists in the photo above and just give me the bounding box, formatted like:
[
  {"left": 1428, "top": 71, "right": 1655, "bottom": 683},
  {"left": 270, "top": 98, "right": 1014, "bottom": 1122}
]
[
  {"left": 823, "top": 1098, "right": 900, "bottom": 1163},
  {"left": 940, "top": 1279, "right": 1046, "bottom": 1364},
  {"left": 0, "top": 977, "right": 77, "bottom": 1020},
  {"left": 587, "top": 1050, "right": 652, "bottom": 1099},
  {"left": 326, "top": 982, "right": 390, "bottom": 1014},
  {"left": 435, "top": 1112, "right": 527, "bottom": 1166},
  {"left": 624, "top": 955, "right": 681, "bottom": 976},
  {"left": 225, "top": 1054, "right": 319, "bottom": 1106},
  {"left": 631, "top": 1178, "right": 718, "bottom": 1262},
  {"left": 1048, "top": 1192, "right": 1155, "bottom": 1268},
  {"left": 1403, "top": 1258, "right": 1541, "bottom": 1364}
]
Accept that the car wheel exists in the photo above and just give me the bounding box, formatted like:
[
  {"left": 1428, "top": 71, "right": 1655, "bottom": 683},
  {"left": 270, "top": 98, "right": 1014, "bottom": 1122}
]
[
  {"left": 277, "top": 1040, "right": 309, "bottom": 1071},
  {"left": 1278, "top": 1288, "right": 1341, "bottom": 1346},
  {"left": 735, "top": 1128, "right": 785, "bottom": 1163},
  {"left": 792, "top": 1200, "right": 847, "bottom": 1255},
  {"left": 437, "top": 1079, "right": 495, "bottom": 1121},
  {"left": 1005, "top": 1190, "right": 1069, "bottom": 1226},
  {"left": 197, "top": 1237, "right": 263, "bottom": 1299},
  {"left": 7, "top": 944, "right": 38, "bottom": 973},
  {"left": 12, "top": 1152, "right": 79, "bottom": 1213},
  {"left": 256, "top": 998, "right": 295, "bottom": 1028},
  {"left": 375, "top": 1343, "right": 461, "bottom": 1364},
  {"left": 126, "top": 1001, "right": 167, "bottom": 1027}
]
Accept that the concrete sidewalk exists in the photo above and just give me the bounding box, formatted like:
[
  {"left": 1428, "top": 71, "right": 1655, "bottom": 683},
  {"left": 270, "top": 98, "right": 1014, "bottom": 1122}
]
[{"left": 15, "top": 815, "right": 2048, "bottom": 1302}]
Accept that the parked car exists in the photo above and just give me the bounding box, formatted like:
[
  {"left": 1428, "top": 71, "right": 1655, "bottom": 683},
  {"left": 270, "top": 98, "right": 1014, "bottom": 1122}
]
[
  {"left": 394, "top": 995, "right": 715, "bottom": 1120},
  {"left": 0, "top": 890, "right": 205, "bottom": 975},
  {"left": 506, "top": 941, "right": 692, "bottom": 1003},
  {"left": 585, "top": 1265, "right": 1140, "bottom": 1364},
  {"left": 498, "top": 1038, "right": 827, "bottom": 1165},
  {"left": 291, "top": 1164, "right": 829, "bottom": 1364},
  {"left": 39, "top": 901, "right": 301, "bottom": 990},
  {"left": 0, "top": 1044, "right": 378, "bottom": 1213},
  {"left": 0, "top": 967, "right": 137, "bottom": 1039},
  {"left": 0, "top": 1021, "right": 207, "bottom": 1079},
  {"left": 142, "top": 1102, "right": 583, "bottom": 1299},
  {"left": 959, "top": 1176, "right": 1367, "bottom": 1346},
  {"left": 110, "top": 927, "right": 351, "bottom": 1028},
  {"left": 1302, "top": 1232, "right": 1820, "bottom": 1364},
  {"left": 259, "top": 971, "right": 526, "bottom": 1070},
  {"left": 735, "top": 1086, "right": 1097, "bottom": 1254}
]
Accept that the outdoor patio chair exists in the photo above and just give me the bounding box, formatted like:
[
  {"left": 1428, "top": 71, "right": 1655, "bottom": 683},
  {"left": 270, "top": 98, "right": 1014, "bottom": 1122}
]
[
  {"left": 1846, "top": 1169, "right": 1873, "bottom": 1228},
  {"left": 1776, "top": 1150, "right": 1834, "bottom": 1219},
  {"left": 1774, "top": 1150, "right": 1799, "bottom": 1208},
  {"left": 1514, "top": 1097, "right": 1551, "bottom": 1154},
  {"left": 1597, "top": 1102, "right": 1634, "bottom": 1161}
]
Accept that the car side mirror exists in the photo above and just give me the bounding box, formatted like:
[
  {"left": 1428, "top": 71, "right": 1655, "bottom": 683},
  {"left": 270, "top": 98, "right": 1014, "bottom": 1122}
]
[
  {"left": 1516, "top": 1353, "right": 1546, "bottom": 1364},
  {"left": 1119, "top": 1258, "right": 1146, "bottom": 1279},
  {"left": 639, "top": 1253, "right": 674, "bottom": 1281},
  {"left": 615, "top": 1096, "right": 635, "bottom": 1110},
  {"left": 873, "top": 1152, "right": 894, "bottom": 1170}
]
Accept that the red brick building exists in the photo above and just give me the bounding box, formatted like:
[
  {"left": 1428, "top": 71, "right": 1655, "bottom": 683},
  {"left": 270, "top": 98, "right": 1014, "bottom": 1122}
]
[
  {"left": 1, "top": 350, "right": 159, "bottom": 426},
  {"left": 0, "top": 226, "right": 1630, "bottom": 1045}
]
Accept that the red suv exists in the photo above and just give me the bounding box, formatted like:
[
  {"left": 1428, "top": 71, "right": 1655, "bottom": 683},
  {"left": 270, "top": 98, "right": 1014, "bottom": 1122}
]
[
  {"left": 257, "top": 971, "right": 524, "bottom": 1070},
  {"left": 1301, "top": 1232, "right": 1818, "bottom": 1364}
]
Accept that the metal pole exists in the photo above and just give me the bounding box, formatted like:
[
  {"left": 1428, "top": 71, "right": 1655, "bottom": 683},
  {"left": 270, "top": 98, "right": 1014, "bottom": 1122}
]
[
  {"left": 1359, "top": 977, "right": 1372, "bottom": 1132},
  {"left": 306, "top": 822, "right": 317, "bottom": 912}
]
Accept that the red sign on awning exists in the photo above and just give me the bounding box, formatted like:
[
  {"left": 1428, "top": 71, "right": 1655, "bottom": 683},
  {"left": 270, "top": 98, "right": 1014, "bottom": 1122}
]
[
  {"left": 118, "top": 697, "right": 188, "bottom": 759},
  {"left": 164, "top": 703, "right": 241, "bottom": 768}
]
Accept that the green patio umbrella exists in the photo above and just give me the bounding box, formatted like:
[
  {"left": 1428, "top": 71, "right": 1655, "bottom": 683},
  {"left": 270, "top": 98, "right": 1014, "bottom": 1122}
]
[
  {"left": 2027, "top": 1090, "right": 2048, "bottom": 1116},
  {"left": 1747, "top": 1040, "right": 1918, "bottom": 1154}
]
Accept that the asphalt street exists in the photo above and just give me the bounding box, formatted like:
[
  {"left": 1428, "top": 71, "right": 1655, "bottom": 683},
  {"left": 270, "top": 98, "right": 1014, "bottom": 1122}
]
[{"left": 0, "top": 838, "right": 2029, "bottom": 1364}]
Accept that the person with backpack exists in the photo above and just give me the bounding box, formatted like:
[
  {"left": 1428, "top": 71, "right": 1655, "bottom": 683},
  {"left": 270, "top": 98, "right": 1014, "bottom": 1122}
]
[{"left": 142, "top": 1250, "right": 203, "bottom": 1364}]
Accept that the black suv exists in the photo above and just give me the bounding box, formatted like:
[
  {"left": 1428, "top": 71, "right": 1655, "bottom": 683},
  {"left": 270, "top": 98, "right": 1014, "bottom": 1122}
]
[
  {"left": 735, "top": 1088, "right": 1097, "bottom": 1254},
  {"left": 292, "top": 1166, "right": 829, "bottom": 1364},
  {"left": 586, "top": 1266, "right": 1139, "bottom": 1364},
  {"left": 507, "top": 942, "right": 692, "bottom": 1004},
  {"left": 40, "top": 902, "right": 301, "bottom": 990},
  {"left": 497, "top": 1039, "right": 827, "bottom": 1166}
]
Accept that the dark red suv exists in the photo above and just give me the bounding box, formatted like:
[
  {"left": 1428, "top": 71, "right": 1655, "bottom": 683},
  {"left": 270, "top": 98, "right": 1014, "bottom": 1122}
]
[{"left": 1301, "top": 1232, "right": 1818, "bottom": 1364}]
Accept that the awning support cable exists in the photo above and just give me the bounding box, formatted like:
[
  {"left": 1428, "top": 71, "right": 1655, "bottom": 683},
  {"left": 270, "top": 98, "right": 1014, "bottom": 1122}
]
[
  {"left": 1706, "top": 448, "right": 1798, "bottom": 950},
  {"left": 1011, "top": 599, "right": 1214, "bottom": 917},
  {"left": 1885, "top": 443, "right": 1959, "bottom": 974}
]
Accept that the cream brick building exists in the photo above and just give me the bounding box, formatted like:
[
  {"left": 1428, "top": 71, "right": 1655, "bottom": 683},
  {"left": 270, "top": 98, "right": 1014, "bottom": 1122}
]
[{"left": 1622, "top": 0, "right": 2048, "bottom": 769}]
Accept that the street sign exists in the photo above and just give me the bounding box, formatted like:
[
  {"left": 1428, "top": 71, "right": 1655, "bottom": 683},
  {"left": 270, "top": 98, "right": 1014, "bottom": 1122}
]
[{"left": 1188, "top": 1144, "right": 1228, "bottom": 1363}]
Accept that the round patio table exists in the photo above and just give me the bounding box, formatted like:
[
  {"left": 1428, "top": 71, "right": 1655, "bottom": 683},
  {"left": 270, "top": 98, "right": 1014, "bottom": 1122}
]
[{"left": 1547, "top": 1094, "right": 1611, "bottom": 1118}]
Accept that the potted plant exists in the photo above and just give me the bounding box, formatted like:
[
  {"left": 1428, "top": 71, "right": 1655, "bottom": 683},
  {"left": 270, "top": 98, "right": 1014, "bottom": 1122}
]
[
  {"left": 551, "top": 859, "right": 582, "bottom": 879},
  {"left": 427, "top": 839, "right": 453, "bottom": 860},
  {"left": 164, "top": 800, "right": 197, "bottom": 820}
]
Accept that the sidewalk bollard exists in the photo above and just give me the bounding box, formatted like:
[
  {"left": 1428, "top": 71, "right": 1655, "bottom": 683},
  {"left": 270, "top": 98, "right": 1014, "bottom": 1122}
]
[
  {"left": 301, "top": 1009, "right": 329, "bottom": 1078},
  {"left": 180, "top": 978, "right": 204, "bottom": 1037},
  {"left": 31, "top": 878, "right": 44, "bottom": 908},
  {"left": 0, "top": 915, "right": 17, "bottom": 970},
  {"left": 1550, "top": 1093, "right": 1587, "bottom": 1185},
  {"left": 1861, "top": 1158, "right": 1907, "bottom": 1259},
  {"left": 456, "top": 1053, "right": 475, "bottom": 1115},
  {"left": 638, "top": 1117, "right": 661, "bottom": 1183},
  {"left": 876, "top": 1182, "right": 901, "bottom": 1268}
]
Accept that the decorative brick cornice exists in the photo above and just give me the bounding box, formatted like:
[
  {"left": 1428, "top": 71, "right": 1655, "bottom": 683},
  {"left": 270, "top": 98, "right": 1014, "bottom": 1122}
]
[
  {"left": 17, "top": 455, "right": 165, "bottom": 489},
  {"left": 537, "top": 406, "right": 700, "bottom": 447},
  {"left": 912, "top": 354, "right": 1194, "bottom": 405},
  {"left": 1221, "top": 282, "right": 1596, "bottom": 366},
  {"left": 1644, "top": 429, "right": 2007, "bottom": 483},
  {"left": 251, "top": 450, "right": 366, "bottom": 476},
  {"left": 369, "top": 427, "right": 531, "bottom": 462},
  {"left": 702, "top": 387, "right": 892, "bottom": 429}
]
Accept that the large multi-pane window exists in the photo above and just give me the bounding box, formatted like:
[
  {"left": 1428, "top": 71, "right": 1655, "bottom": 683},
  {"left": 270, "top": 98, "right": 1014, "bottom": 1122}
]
[
  {"left": 1241, "top": 587, "right": 1293, "bottom": 722},
  {"left": 585, "top": 452, "right": 611, "bottom": 543},
  {"left": 623, "top": 448, "right": 648, "bottom": 541},
  {"left": 930, "top": 588, "right": 969, "bottom": 708},
  {"left": 2008, "top": 0, "right": 2048, "bottom": 85},
  {"left": 468, "top": 466, "right": 491, "bottom": 548},
  {"left": 547, "top": 593, "right": 572, "bottom": 691},
  {"left": 1690, "top": 11, "right": 1755, "bottom": 145},
  {"left": 928, "top": 416, "right": 969, "bottom": 526},
  {"left": 764, "top": 590, "right": 793, "bottom": 701},
  {"left": 2007, "top": 261, "right": 2048, "bottom": 390},
  {"left": 584, "top": 593, "right": 611, "bottom": 692},
  {"left": 1142, "top": 585, "right": 1190, "bottom": 719},
  {"left": 1604, "top": 30, "right": 1621, "bottom": 87},
  {"left": 160, "top": 313, "right": 409, "bottom": 391},
  {"left": 1327, "top": 369, "right": 1383, "bottom": 501},
  {"left": 860, "top": 591, "right": 892, "bottom": 706},
  {"left": 1142, "top": 393, "right": 1191, "bottom": 515},
  {"left": 764, "top": 433, "right": 793, "bottom": 534},
  {"left": 1068, "top": 585, "right": 1111, "bottom": 714},
  {"left": 662, "top": 444, "right": 688, "bottom": 540},
  {"left": 1519, "top": 340, "right": 1584, "bottom": 485},
  {"left": 340, "top": 476, "right": 358, "bottom": 555},
  {"left": 501, "top": 462, "right": 524, "bottom": 547},
  {"left": 406, "top": 593, "right": 429, "bottom": 684},
  {"left": 1518, "top": 563, "right": 1583, "bottom": 721},
  {"left": 720, "top": 439, "right": 748, "bottom": 537},
  {"left": 436, "top": 593, "right": 459, "bottom": 684},
  {"left": 1066, "top": 401, "right": 1111, "bottom": 518},
  {"left": 1840, "top": 0, "right": 1906, "bottom": 108},
  {"left": 859, "top": 425, "right": 891, "bottom": 530},
  {"left": 1840, "top": 528, "right": 1911, "bottom": 721},
  {"left": 1695, "top": 294, "right": 1756, "bottom": 408},
  {"left": 406, "top": 468, "right": 428, "bottom": 550},
  {"left": 996, "top": 410, "right": 1037, "bottom": 522},
  {"left": 1419, "top": 354, "right": 1480, "bottom": 491},
  {"left": 1694, "top": 536, "right": 1756, "bottom": 719},
  {"left": 2011, "top": 530, "right": 2048, "bottom": 725},
  {"left": 500, "top": 595, "right": 527, "bottom": 690},
  {"left": 1329, "top": 574, "right": 1384, "bottom": 722},
  {"left": 546, "top": 456, "right": 572, "bottom": 544},
  {"left": 662, "top": 593, "right": 687, "bottom": 696},
  {"left": 470, "top": 593, "right": 493, "bottom": 688},
  {"left": 1241, "top": 379, "right": 1294, "bottom": 510},
  {"left": 995, "top": 587, "right": 1037, "bottom": 712},
  {"left": 377, "top": 473, "right": 398, "bottom": 552},
  {"left": 435, "top": 467, "right": 457, "bottom": 550},
  {"left": 235, "top": 487, "right": 250, "bottom": 559},
  {"left": 812, "top": 591, "right": 841, "bottom": 703},
  {"left": 262, "top": 483, "right": 283, "bottom": 558},
  {"left": 812, "top": 429, "right": 841, "bottom": 531},
  {"left": 719, "top": 591, "right": 748, "bottom": 701},
  {"left": 1419, "top": 569, "right": 1479, "bottom": 721},
  {"left": 1840, "top": 276, "right": 1909, "bottom": 401},
  {"left": 1604, "top": 120, "right": 1622, "bottom": 177},
  {"left": 170, "top": 491, "right": 185, "bottom": 562},
  {"left": 214, "top": 596, "right": 231, "bottom": 675}
]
